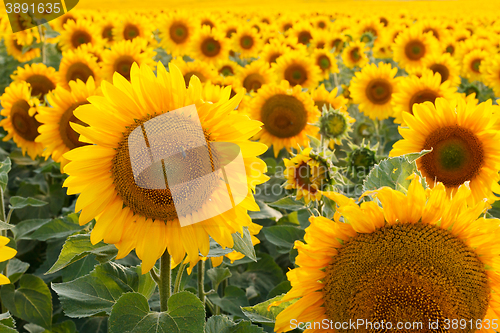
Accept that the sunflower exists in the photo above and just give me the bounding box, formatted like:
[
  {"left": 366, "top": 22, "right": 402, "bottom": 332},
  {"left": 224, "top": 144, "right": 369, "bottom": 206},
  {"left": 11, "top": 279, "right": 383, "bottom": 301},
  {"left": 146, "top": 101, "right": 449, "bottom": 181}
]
[
  {"left": 441, "top": 33, "right": 458, "bottom": 57},
  {"left": 272, "top": 51, "right": 321, "bottom": 90},
  {"left": 417, "top": 19, "right": 447, "bottom": 41},
  {"left": 260, "top": 41, "right": 292, "bottom": 65},
  {"left": 101, "top": 39, "right": 157, "bottom": 81},
  {"left": 35, "top": 78, "right": 102, "bottom": 170},
  {"left": 393, "top": 25, "right": 439, "bottom": 71},
  {"left": 390, "top": 97, "right": 500, "bottom": 204},
  {"left": 310, "top": 49, "right": 338, "bottom": 80},
  {"left": 341, "top": 41, "right": 369, "bottom": 69},
  {"left": 392, "top": 70, "right": 457, "bottom": 125},
  {"left": 170, "top": 58, "right": 218, "bottom": 87},
  {"left": 309, "top": 84, "right": 348, "bottom": 113},
  {"left": 287, "top": 22, "right": 315, "bottom": 46},
  {"left": 236, "top": 60, "right": 275, "bottom": 94},
  {"left": 112, "top": 14, "right": 154, "bottom": 43},
  {"left": 0, "top": 82, "right": 43, "bottom": 159},
  {"left": 318, "top": 104, "right": 355, "bottom": 149},
  {"left": 350, "top": 62, "right": 399, "bottom": 121},
  {"left": 482, "top": 55, "right": 500, "bottom": 97},
  {"left": 53, "top": 12, "right": 80, "bottom": 31},
  {"left": 62, "top": 62, "right": 269, "bottom": 273},
  {"left": 58, "top": 19, "right": 103, "bottom": 52},
  {"left": 3, "top": 33, "right": 40, "bottom": 63},
  {"left": 283, "top": 148, "right": 327, "bottom": 203},
  {"left": 248, "top": 80, "right": 320, "bottom": 157},
  {"left": 308, "top": 29, "right": 329, "bottom": 50},
  {"left": 190, "top": 25, "right": 230, "bottom": 65},
  {"left": 58, "top": 48, "right": 102, "bottom": 89},
  {"left": 96, "top": 15, "right": 117, "bottom": 43},
  {"left": 462, "top": 49, "right": 488, "bottom": 83},
  {"left": 215, "top": 59, "right": 241, "bottom": 77},
  {"left": 220, "top": 21, "right": 239, "bottom": 39},
  {"left": 232, "top": 25, "right": 262, "bottom": 59},
  {"left": 10, "top": 63, "right": 59, "bottom": 99},
  {"left": 0, "top": 236, "right": 17, "bottom": 285},
  {"left": 201, "top": 79, "right": 240, "bottom": 104},
  {"left": 158, "top": 11, "right": 198, "bottom": 57},
  {"left": 77, "top": 43, "right": 104, "bottom": 63},
  {"left": 328, "top": 33, "right": 347, "bottom": 54},
  {"left": 272, "top": 175, "right": 500, "bottom": 333},
  {"left": 356, "top": 17, "right": 384, "bottom": 43},
  {"left": 422, "top": 52, "right": 461, "bottom": 87},
  {"left": 198, "top": 12, "right": 218, "bottom": 30}
]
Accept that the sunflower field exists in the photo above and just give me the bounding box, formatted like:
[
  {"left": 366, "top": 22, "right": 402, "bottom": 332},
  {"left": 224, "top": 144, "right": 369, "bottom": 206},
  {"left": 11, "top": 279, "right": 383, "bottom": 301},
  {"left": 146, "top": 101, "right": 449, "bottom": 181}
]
[{"left": 0, "top": 0, "right": 500, "bottom": 332}]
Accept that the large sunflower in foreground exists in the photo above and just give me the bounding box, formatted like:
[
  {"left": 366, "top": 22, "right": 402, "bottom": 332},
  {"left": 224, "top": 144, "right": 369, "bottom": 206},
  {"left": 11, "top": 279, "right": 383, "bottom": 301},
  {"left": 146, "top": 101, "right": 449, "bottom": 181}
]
[
  {"left": 10, "top": 63, "right": 59, "bottom": 99},
  {"left": 272, "top": 51, "right": 322, "bottom": 90},
  {"left": 272, "top": 176, "right": 500, "bottom": 333},
  {"left": 350, "top": 62, "right": 399, "bottom": 120},
  {"left": 62, "top": 62, "right": 269, "bottom": 273},
  {"left": 392, "top": 70, "right": 457, "bottom": 124},
  {"left": 390, "top": 97, "right": 500, "bottom": 205},
  {"left": 35, "top": 78, "right": 102, "bottom": 170},
  {"left": 170, "top": 58, "right": 218, "bottom": 87},
  {"left": 0, "top": 82, "right": 43, "bottom": 159},
  {"left": 0, "top": 236, "right": 17, "bottom": 285},
  {"left": 248, "top": 80, "right": 320, "bottom": 157}
]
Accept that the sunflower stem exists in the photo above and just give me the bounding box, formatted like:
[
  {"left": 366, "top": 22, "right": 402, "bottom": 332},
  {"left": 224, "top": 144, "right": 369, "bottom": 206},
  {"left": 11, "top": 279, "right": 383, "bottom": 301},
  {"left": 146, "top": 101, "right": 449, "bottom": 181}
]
[
  {"left": 159, "top": 251, "right": 171, "bottom": 312},
  {"left": 173, "top": 260, "right": 187, "bottom": 294},
  {"left": 197, "top": 260, "right": 205, "bottom": 306},
  {"left": 333, "top": 72, "right": 339, "bottom": 88},
  {"left": 37, "top": 24, "right": 46, "bottom": 65}
]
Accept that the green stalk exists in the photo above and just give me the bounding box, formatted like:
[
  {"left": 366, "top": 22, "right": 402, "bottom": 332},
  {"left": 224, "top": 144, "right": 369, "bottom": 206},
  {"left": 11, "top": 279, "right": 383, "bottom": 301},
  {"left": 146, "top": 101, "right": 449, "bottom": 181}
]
[
  {"left": 197, "top": 260, "right": 205, "bottom": 306},
  {"left": 158, "top": 251, "right": 171, "bottom": 312},
  {"left": 37, "top": 25, "right": 46, "bottom": 65},
  {"left": 173, "top": 260, "right": 187, "bottom": 294}
]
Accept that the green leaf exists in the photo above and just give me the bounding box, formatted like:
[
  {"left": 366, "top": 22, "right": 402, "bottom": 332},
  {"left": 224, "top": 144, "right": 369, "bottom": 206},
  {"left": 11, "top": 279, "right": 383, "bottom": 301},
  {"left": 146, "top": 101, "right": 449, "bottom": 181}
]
[
  {"left": 241, "top": 294, "right": 297, "bottom": 324},
  {"left": 12, "top": 219, "right": 52, "bottom": 240},
  {"left": 108, "top": 291, "right": 205, "bottom": 333},
  {"left": 0, "top": 274, "right": 52, "bottom": 330},
  {"left": 51, "top": 262, "right": 156, "bottom": 318},
  {"left": 73, "top": 317, "right": 107, "bottom": 333},
  {"left": 307, "top": 135, "right": 321, "bottom": 149},
  {"left": 0, "top": 311, "right": 16, "bottom": 332},
  {"left": 268, "top": 196, "right": 305, "bottom": 211},
  {"left": 9, "top": 196, "right": 48, "bottom": 210},
  {"left": 46, "top": 234, "right": 118, "bottom": 274},
  {"left": 7, "top": 258, "right": 30, "bottom": 284},
  {"left": 267, "top": 280, "right": 291, "bottom": 299},
  {"left": 46, "top": 320, "right": 77, "bottom": 333},
  {"left": 0, "top": 221, "right": 14, "bottom": 231},
  {"left": 205, "top": 316, "right": 265, "bottom": 333},
  {"left": 206, "top": 237, "right": 233, "bottom": 258},
  {"left": 248, "top": 200, "right": 282, "bottom": 220},
  {"left": 262, "top": 226, "right": 305, "bottom": 253},
  {"left": 231, "top": 227, "right": 257, "bottom": 262},
  {"left": 30, "top": 215, "right": 85, "bottom": 241},
  {"left": 0, "top": 157, "right": 11, "bottom": 192},
  {"left": 363, "top": 153, "right": 429, "bottom": 193},
  {"left": 207, "top": 286, "right": 249, "bottom": 317},
  {"left": 207, "top": 267, "right": 232, "bottom": 287}
]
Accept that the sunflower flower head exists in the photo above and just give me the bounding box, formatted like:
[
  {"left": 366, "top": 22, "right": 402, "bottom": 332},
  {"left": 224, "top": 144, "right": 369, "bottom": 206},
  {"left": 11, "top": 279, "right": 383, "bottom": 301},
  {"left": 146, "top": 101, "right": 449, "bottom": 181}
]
[
  {"left": 283, "top": 147, "right": 337, "bottom": 204},
  {"left": 272, "top": 175, "right": 500, "bottom": 333},
  {"left": 318, "top": 103, "right": 355, "bottom": 148},
  {"left": 63, "top": 61, "right": 269, "bottom": 274},
  {"left": 346, "top": 140, "right": 379, "bottom": 180},
  {"left": 0, "top": 236, "right": 17, "bottom": 285}
]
